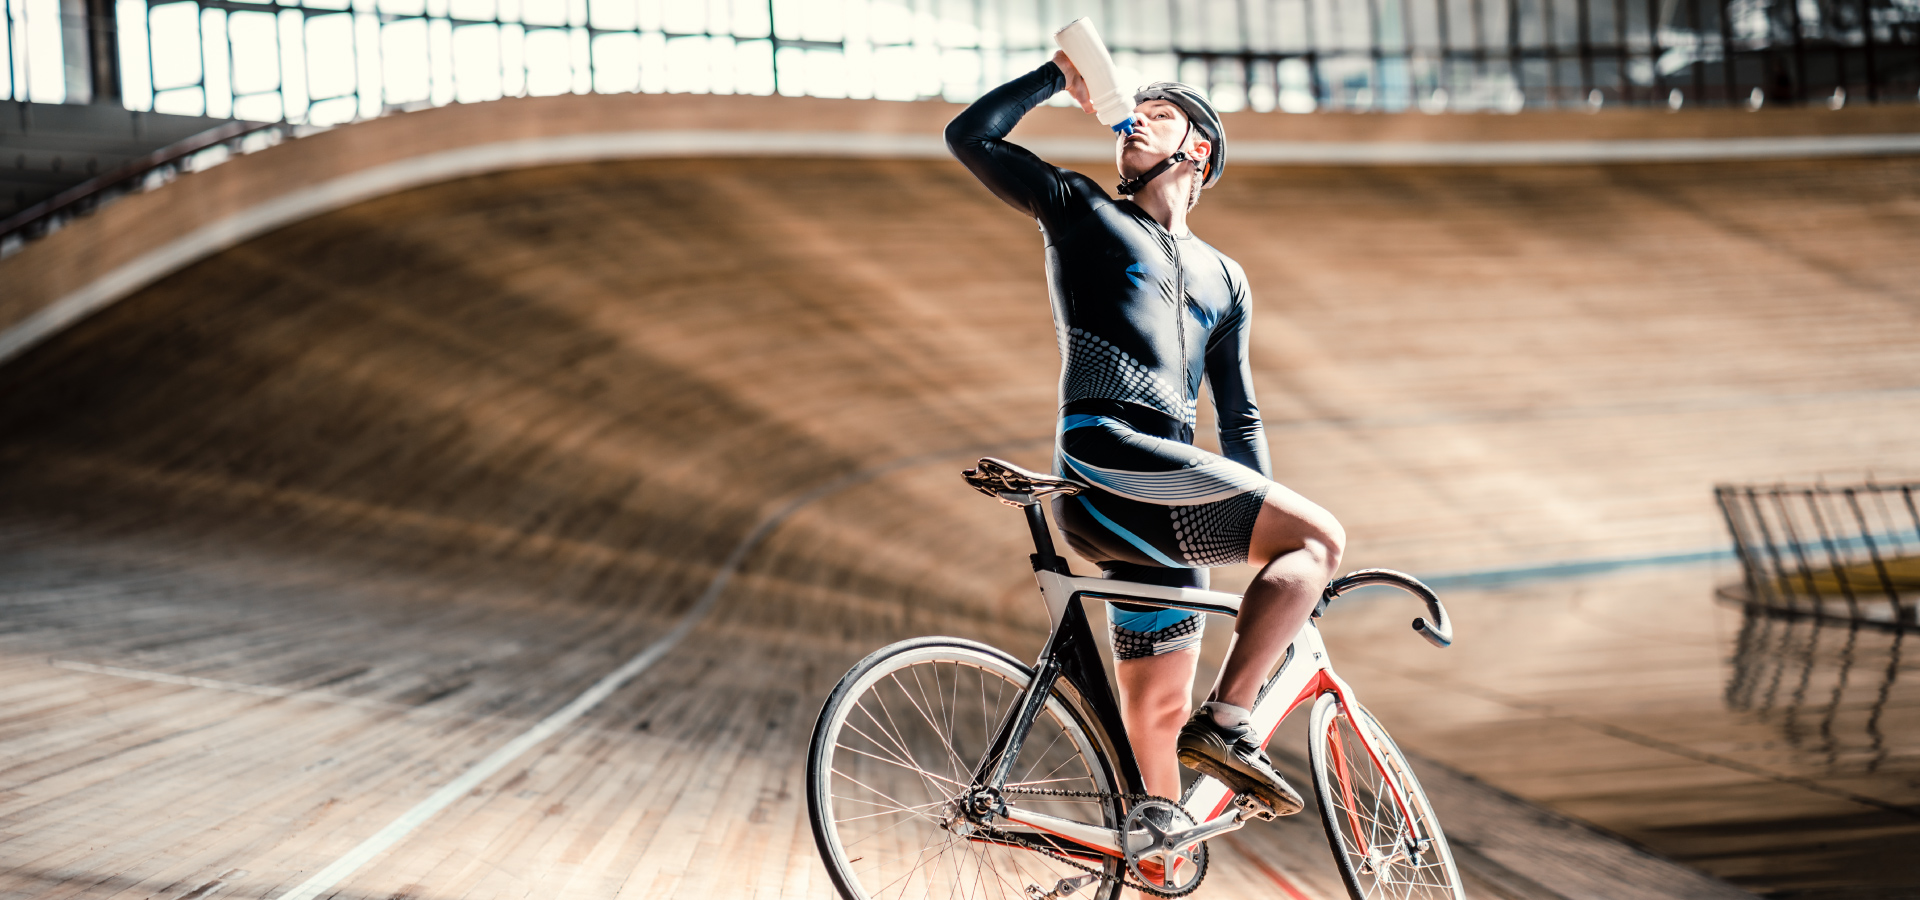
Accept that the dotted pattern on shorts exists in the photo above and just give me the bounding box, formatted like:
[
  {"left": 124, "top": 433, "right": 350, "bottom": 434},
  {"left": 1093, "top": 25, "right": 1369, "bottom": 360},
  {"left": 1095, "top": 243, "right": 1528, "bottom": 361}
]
[
  {"left": 1111, "top": 614, "right": 1205, "bottom": 660},
  {"left": 1169, "top": 488, "right": 1267, "bottom": 567},
  {"left": 1061, "top": 327, "right": 1196, "bottom": 426}
]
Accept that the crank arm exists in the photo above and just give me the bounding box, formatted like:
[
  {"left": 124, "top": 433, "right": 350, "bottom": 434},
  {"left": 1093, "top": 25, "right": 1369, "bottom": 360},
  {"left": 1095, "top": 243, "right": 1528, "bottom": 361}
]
[
  {"left": 1161, "top": 805, "right": 1250, "bottom": 849},
  {"left": 963, "top": 824, "right": 1109, "bottom": 863},
  {"left": 997, "top": 807, "right": 1123, "bottom": 857},
  {"left": 1001, "top": 803, "right": 1252, "bottom": 861}
]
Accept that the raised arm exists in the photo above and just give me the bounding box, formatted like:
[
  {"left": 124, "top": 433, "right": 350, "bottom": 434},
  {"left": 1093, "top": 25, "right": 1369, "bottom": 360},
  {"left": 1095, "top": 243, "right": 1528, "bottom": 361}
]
[
  {"left": 1204, "top": 284, "right": 1273, "bottom": 478},
  {"left": 944, "top": 62, "right": 1075, "bottom": 219}
]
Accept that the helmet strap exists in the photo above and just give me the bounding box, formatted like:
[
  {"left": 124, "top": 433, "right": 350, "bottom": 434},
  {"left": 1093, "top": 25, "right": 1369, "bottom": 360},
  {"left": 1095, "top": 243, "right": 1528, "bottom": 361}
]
[{"left": 1116, "top": 119, "right": 1199, "bottom": 198}]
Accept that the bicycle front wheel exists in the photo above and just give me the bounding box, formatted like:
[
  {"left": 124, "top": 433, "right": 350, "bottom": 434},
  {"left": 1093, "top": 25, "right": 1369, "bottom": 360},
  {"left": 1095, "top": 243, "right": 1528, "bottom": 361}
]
[
  {"left": 807, "top": 636, "right": 1125, "bottom": 900},
  {"left": 1307, "top": 692, "right": 1464, "bottom": 899}
]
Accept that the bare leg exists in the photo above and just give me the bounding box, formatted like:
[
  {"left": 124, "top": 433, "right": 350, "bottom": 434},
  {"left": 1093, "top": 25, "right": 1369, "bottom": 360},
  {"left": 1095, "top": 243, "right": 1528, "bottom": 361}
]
[
  {"left": 1114, "top": 647, "right": 1201, "bottom": 800},
  {"left": 1209, "top": 483, "right": 1345, "bottom": 710}
]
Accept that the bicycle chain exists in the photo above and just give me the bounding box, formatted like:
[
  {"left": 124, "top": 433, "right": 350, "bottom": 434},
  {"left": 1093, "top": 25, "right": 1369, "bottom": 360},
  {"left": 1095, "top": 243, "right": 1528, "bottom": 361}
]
[{"left": 990, "top": 787, "right": 1208, "bottom": 899}]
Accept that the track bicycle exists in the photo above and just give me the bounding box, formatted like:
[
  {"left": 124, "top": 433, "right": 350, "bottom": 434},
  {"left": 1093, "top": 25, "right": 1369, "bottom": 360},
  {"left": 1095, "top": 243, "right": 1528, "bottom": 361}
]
[{"left": 806, "top": 457, "right": 1463, "bottom": 900}]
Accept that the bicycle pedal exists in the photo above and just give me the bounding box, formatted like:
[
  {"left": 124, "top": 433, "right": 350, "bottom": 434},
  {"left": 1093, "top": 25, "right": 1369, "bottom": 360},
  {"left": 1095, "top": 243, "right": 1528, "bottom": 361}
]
[{"left": 1234, "top": 794, "right": 1279, "bottom": 821}]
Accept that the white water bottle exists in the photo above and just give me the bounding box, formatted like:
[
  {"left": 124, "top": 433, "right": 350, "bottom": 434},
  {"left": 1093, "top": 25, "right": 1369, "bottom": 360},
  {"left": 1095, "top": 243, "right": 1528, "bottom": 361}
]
[{"left": 1053, "top": 18, "right": 1136, "bottom": 135}]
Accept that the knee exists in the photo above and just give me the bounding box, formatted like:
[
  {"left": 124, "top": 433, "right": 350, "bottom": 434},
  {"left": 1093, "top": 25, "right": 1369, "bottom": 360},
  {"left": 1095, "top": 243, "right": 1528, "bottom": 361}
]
[
  {"left": 1255, "top": 492, "right": 1346, "bottom": 577},
  {"left": 1312, "top": 513, "right": 1347, "bottom": 574},
  {"left": 1143, "top": 691, "right": 1194, "bottom": 734}
]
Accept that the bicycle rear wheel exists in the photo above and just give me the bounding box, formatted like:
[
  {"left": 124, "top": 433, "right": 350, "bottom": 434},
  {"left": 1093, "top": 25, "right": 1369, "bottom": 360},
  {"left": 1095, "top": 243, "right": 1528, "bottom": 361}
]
[
  {"left": 1306, "top": 692, "right": 1463, "bottom": 899},
  {"left": 807, "top": 636, "right": 1125, "bottom": 900}
]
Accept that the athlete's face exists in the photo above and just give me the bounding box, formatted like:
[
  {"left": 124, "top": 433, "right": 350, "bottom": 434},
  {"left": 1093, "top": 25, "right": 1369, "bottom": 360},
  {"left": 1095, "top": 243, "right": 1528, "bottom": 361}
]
[{"left": 1116, "top": 99, "right": 1211, "bottom": 182}]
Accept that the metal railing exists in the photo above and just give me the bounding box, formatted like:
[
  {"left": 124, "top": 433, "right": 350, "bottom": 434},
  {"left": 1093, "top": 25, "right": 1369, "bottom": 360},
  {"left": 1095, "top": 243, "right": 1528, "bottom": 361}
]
[
  {"left": 6, "top": 0, "right": 1918, "bottom": 122},
  {"left": 1717, "top": 481, "right": 1920, "bottom": 632},
  {"left": 0, "top": 116, "right": 300, "bottom": 255},
  {"left": 1722, "top": 598, "right": 1909, "bottom": 775}
]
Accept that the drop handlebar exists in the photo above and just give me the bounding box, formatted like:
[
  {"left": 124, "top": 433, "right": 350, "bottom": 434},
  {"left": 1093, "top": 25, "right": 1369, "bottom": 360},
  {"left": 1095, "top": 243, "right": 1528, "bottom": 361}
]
[{"left": 1318, "top": 567, "right": 1454, "bottom": 648}]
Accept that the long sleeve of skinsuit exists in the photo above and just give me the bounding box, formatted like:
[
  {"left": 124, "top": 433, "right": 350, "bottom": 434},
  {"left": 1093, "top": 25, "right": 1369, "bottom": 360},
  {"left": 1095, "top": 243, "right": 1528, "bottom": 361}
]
[
  {"left": 1203, "top": 273, "right": 1272, "bottom": 478},
  {"left": 943, "top": 61, "right": 1107, "bottom": 234}
]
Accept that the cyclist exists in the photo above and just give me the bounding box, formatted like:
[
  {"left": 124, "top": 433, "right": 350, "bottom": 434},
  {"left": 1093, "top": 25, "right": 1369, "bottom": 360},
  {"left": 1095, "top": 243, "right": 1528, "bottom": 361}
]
[{"left": 946, "top": 53, "right": 1346, "bottom": 816}]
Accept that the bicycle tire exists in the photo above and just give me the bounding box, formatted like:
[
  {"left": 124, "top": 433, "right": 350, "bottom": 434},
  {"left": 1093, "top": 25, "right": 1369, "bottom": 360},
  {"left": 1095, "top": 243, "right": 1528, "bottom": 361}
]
[
  {"left": 807, "top": 636, "right": 1126, "bottom": 900},
  {"left": 1306, "top": 692, "right": 1464, "bottom": 900}
]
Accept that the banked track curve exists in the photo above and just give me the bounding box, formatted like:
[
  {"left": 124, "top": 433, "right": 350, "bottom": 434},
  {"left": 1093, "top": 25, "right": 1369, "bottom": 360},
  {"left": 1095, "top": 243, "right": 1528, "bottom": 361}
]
[{"left": 1, "top": 150, "right": 1916, "bottom": 898}]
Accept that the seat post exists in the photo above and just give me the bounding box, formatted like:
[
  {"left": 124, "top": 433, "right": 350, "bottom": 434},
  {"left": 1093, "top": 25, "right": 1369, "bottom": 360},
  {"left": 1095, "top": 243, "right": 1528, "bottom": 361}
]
[{"left": 1024, "top": 502, "right": 1069, "bottom": 574}]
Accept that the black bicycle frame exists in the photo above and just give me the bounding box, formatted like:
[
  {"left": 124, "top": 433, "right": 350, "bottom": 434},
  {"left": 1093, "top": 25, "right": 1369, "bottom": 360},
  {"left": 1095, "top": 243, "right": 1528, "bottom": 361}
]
[{"left": 972, "top": 502, "right": 1146, "bottom": 798}]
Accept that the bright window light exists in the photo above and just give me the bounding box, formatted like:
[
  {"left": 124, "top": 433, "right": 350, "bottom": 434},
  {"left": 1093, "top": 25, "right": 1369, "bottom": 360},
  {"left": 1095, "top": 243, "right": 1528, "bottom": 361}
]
[
  {"left": 1278, "top": 58, "right": 1316, "bottom": 112},
  {"left": 941, "top": 47, "right": 980, "bottom": 102},
  {"left": 429, "top": 17, "right": 454, "bottom": 104},
  {"left": 730, "top": 0, "right": 770, "bottom": 39},
  {"left": 153, "top": 86, "right": 204, "bottom": 115},
  {"left": 660, "top": 0, "right": 703, "bottom": 35},
  {"left": 307, "top": 94, "right": 359, "bottom": 124},
  {"left": 589, "top": 0, "right": 636, "bottom": 33},
  {"left": 523, "top": 26, "right": 570, "bottom": 94},
  {"left": 384, "top": 18, "right": 432, "bottom": 104},
  {"left": 707, "top": 36, "right": 735, "bottom": 94},
  {"left": 47, "top": 0, "right": 1875, "bottom": 128},
  {"left": 2, "top": 11, "right": 12, "bottom": 99},
  {"left": 592, "top": 31, "right": 641, "bottom": 92},
  {"left": 870, "top": 45, "right": 917, "bottom": 100},
  {"left": 805, "top": 47, "right": 846, "bottom": 98},
  {"left": 500, "top": 22, "right": 525, "bottom": 94},
  {"left": 733, "top": 38, "right": 773, "bottom": 94},
  {"left": 664, "top": 34, "right": 708, "bottom": 93},
  {"left": 453, "top": 23, "right": 504, "bottom": 102},
  {"left": 114, "top": 0, "right": 153, "bottom": 109},
  {"left": 23, "top": 0, "right": 64, "bottom": 102},
  {"left": 868, "top": 0, "right": 909, "bottom": 44},
  {"left": 356, "top": 13, "right": 383, "bottom": 118},
  {"left": 773, "top": 45, "right": 803, "bottom": 95},
  {"left": 148, "top": 2, "right": 203, "bottom": 91},
  {"left": 637, "top": 30, "right": 666, "bottom": 91},
  {"left": 522, "top": 0, "right": 566, "bottom": 27},
  {"left": 306, "top": 13, "right": 357, "bottom": 99},
  {"left": 230, "top": 12, "right": 280, "bottom": 96},
  {"left": 569, "top": 26, "right": 590, "bottom": 93},
  {"left": 797, "top": 0, "right": 842, "bottom": 41},
  {"left": 233, "top": 91, "right": 283, "bottom": 120},
  {"left": 451, "top": 0, "right": 495, "bottom": 23},
  {"left": 202, "top": 7, "right": 232, "bottom": 117},
  {"left": 279, "top": 9, "right": 309, "bottom": 119}
]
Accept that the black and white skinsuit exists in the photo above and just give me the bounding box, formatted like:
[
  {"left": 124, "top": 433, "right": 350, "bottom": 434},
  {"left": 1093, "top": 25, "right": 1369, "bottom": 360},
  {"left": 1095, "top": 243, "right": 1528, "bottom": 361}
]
[{"left": 946, "top": 61, "right": 1277, "bottom": 659}]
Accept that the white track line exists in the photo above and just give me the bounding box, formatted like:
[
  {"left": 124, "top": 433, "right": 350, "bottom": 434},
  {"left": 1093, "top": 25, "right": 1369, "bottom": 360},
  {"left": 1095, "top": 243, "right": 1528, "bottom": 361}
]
[
  {"left": 50, "top": 659, "right": 409, "bottom": 713},
  {"left": 272, "top": 444, "right": 1034, "bottom": 900}
]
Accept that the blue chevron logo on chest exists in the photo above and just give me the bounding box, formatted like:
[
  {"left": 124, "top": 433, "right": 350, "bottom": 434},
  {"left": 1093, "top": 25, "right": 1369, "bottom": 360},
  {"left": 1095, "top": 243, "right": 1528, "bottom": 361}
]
[{"left": 1125, "top": 262, "right": 1149, "bottom": 289}]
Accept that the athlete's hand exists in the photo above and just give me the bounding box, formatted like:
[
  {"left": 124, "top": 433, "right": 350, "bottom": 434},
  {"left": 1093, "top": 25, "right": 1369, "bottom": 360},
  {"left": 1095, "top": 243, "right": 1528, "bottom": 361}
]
[{"left": 1051, "top": 50, "right": 1096, "bottom": 115}]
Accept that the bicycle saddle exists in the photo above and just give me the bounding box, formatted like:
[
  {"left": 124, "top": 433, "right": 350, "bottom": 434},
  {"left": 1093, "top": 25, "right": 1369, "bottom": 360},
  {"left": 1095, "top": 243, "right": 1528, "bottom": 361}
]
[{"left": 962, "top": 457, "right": 1088, "bottom": 507}]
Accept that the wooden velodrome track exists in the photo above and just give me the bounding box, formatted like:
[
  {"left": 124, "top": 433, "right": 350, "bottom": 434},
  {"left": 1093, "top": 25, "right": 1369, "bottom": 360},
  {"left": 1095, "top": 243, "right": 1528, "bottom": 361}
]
[{"left": 1, "top": 95, "right": 1917, "bottom": 900}]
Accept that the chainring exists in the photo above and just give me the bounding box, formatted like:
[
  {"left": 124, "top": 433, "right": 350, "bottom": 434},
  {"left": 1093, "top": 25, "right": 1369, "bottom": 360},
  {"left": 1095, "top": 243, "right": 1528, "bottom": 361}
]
[
  {"left": 1123, "top": 799, "right": 1208, "bottom": 895},
  {"left": 991, "top": 787, "right": 1210, "bottom": 899}
]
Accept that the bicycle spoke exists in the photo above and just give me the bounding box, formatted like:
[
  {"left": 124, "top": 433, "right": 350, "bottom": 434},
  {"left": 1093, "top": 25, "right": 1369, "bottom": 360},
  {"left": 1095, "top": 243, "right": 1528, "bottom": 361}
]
[
  {"left": 832, "top": 770, "right": 949, "bottom": 831},
  {"left": 892, "top": 671, "right": 975, "bottom": 784},
  {"left": 835, "top": 740, "right": 969, "bottom": 792},
  {"left": 832, "top": 796, "right": 948, "bottom": 823},
  {"left": 1014, "top": 721, "right": 1075, "bottom": 786},
  {"left": 841, "top": 717, "right": 954, "bottom": 790},
  {"left": 1020, "top": 737, "right": 1091, "bottom": 789},
  {"left": 860, "top": 690, "right": 956, "bottom": 807},
  {"left": 866, "top": 829, "right": 958, "bottom": 900}
]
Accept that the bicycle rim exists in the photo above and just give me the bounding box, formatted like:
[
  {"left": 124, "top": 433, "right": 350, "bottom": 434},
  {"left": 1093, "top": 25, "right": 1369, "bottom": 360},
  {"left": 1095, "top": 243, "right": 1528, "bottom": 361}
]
[
  {"left": 1307, "top": 692, "right": 1463, "bottom": 899},
  {"left": 807, "top": 637, "right": 1124, "bottom": 900}
]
